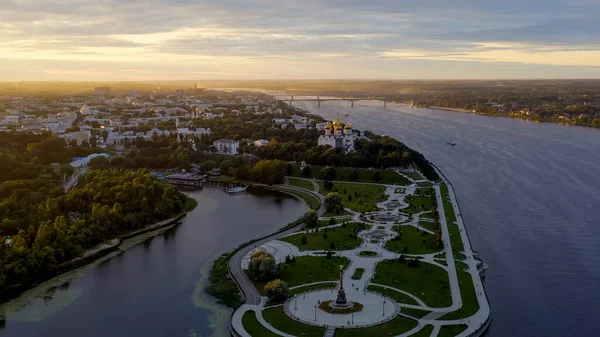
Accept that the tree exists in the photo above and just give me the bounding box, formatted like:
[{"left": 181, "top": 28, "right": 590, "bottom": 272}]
[
  {"left": 324, "top": 192, "right": 343, "bottom": 214},
  {"left": 301, "top": 235, "right": 307, "bottom": 245},
  {"left": 249, "top": 251, "right": 279, "bottom": 281},
  {"left": 319, "top": 166, "right": 337, "bottom": 180},
  {"left": 264, "top": 279, "right": 289, "bottom": 301},
  {"left": 302, "top": 165, "right": 312, "bottom": 178},
  {"left": 372, "top": 171, "right": 382, "bottom": 182},
  {"left": 323, "top": 180, "right": 334, "bottom": 191},
  {"left": 302, "top": 210, "right": 318, "bottom": 228},
  {"left": 202, "top": 160, "right": 217, "bottom": 171}
]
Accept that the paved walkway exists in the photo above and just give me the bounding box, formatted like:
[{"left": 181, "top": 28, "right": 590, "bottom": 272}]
[{"left": 230, "top": 170, "right": 491, "bottom": 337}]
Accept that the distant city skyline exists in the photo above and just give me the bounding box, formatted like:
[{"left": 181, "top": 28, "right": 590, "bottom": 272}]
[{"left": 2, "top": 0, "right": 600, "bottom": 80}]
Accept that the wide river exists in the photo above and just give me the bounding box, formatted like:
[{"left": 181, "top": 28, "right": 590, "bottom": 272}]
[
  {"left": 0, "top": 187, "right": 307, "bottom": 337},
  {"left": 292, "top": 99, "right": 600, "bottom": 337}
]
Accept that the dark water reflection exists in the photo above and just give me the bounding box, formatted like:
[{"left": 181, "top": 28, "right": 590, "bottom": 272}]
[
  {"left": 295, "top": 99, "right": 600, "bottom": 337},
  {"left": 1, "top": 187, "right": 307, "bottom": 337}
]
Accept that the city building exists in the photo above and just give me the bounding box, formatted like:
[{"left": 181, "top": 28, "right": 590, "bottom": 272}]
[
  {"left": 213, "top": 139, "right": 240, "bottom": 155},
  {"left": 317, "top": 118, "right": 357, "bottom": 153}
]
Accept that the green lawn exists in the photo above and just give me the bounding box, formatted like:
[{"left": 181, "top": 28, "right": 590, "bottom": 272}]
[
  {"left": 438, "top": 324, "right": 468, "bottom": 337},
  {"left": 418, "top": 220, "right": 438, "bottom": 232},
  {"left": 279, "top": 256, "right": 350, "bottom": 288},
  {"left": 420, "top": 212, "right": 434, "bottom": 219},
  {"left": 268, "top": 186, "right": 320, "bottom": 210},
  {"left": 282, "top": 223, "right": 368, "bottom": 251},
  {"left": 402, "top": 195, "right": 436, "bottom": 214},
  {"left": 351, "top": 268, "right": 364, "bottom": 280},
  {"left": 401, "top": 307, "right": 432, "bottom": 318},
  {"left": 334, "top": 315, "right": 418, "bottom": 337},
  {"left": 263, "top": 307, "right": 325, "bottom": 337},
  {"left": 385, "top": 225, "right": 443, "bottom": 254},
  {"left": 318, "top": 181, "right": 387, "bottom": 212},
  {"left": 242, "top": 311, "right": 280, "bottom": 337},
  {"left": 448, "top": 222, "right": 464, "bottom": 259},
  {"left": 292, "top": 166, "right": 411, "bottom": 185},
  {"left": 372, "top": 259, "right": 451, "bottom": 308},
  {"left": 288, "top": 177, "right": 315, "bottom": 191},
  {"left": 289, "top": 282, "right": 338, "bottom": 297},
  {"left": 439, "top": 262, "right": 479, "bottom": 320},
  {"left": 440, "top": 183, "right": 457, "bottom": 223},
  {"left": 408, "top": 324, "right": 434, "bottom": 337},
  {"left": 417, "top": 181, "right": 434, "bottom": 187},
  {"left": 358, "top": 250, "right": 377, "bottom": 257},
  {"left": 367, "top": 284, "right": 419, "bottom": 305},
  {"left": 403, "top": 171, "right": 424, "bottom": 180},
  {"left": 322, "top": 209, "right": 353, "bottom": 217}
]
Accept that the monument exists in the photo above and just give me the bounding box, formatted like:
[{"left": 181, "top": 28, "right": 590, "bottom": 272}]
[{"left": 333, "top": 265, "right": 350, "bottom": 308}]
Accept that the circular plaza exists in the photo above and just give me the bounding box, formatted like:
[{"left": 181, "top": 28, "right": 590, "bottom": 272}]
[{"left": 284, "top": 288, "right": 397, "bottom": 327}]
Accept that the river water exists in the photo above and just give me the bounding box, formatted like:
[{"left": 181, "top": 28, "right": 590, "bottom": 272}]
[
  {"left": 0, "top": 187, "right": 307, "bottom": 337},
  {"left": 292, "top": 99, "right": 600, "bottom": 337}
]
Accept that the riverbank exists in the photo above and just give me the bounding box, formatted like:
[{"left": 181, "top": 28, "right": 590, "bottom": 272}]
[
  {"left": 425, "top": 105, "right": 599, "bottom": 129},
  {"left": 0, "top": 197, "right": 197, "bottom": 304}
]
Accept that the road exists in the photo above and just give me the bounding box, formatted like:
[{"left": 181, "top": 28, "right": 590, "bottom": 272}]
[{"left": 227, "top": 183, "right": 325, "bottom": 305}]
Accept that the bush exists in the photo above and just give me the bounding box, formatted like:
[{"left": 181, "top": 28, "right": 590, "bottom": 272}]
[{"left": 264, "top": 279, "right": 289, "bottom": 301}]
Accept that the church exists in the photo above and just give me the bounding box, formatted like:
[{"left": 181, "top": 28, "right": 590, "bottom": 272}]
[{"left": 317, "top": 118, "right": 357, "bottom": 153}]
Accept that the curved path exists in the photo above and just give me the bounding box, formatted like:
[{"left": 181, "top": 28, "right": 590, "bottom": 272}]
[{"left": 228, "top": 184, "right": 325, "bottom": 305}]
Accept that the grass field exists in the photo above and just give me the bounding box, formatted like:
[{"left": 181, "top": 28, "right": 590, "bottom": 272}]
[
  {"left": 287, "top": 177, "right": 315, "bottom": 191},
  {"left": 440, "top": 183, "right": 457, "bottom": 223},
  {"left": 367, "top": 284, "right": 419, "bottom": 305},
  {"left": 402, "top": 195, "right": 436, "bottom": 214},
  {"left": 268, "top": 186, "right": 320, "bottom": 210},
  {"left": 334, "top": 314, "right": 418, "bottom": 337},
  {"left": 351, "top": 268, "right": 365, "bottom": 280},
  {"left": 417, "top": 181, "right": 434, "bottom": 187},
  {"left": 318, "top": 181, "right": 386, "bottom": 212},
  {"left": 437, "top": 324, "right": 468, "bottom": 337},
  {"left": 418, "top": 220, "right": 438, "bottom": 232},
  {"left": 280, "top": 256, "right": 349, "bottom": 288},
  {"left": 263, "top": 306, "right": 325, "bottom": 337},
  {"left": 448, "top": 222, "right": 464, "bottom": 259},
  {"left": 401, "top": 307, "right": 432, "bottom": 318},
  {"left": 408, "top": 325, "right": 434, "bottom": 337},
  {"left": 439, "top": 262, "right": 479, "bottom": 320},
  {"left": 372, "top": 259, "right": 452, "bottom": 308},
  {"left": 385, "top": 225, "right": 443, "bottom": 254},
  {"left": 403, "top": 171, "right": 424, "bottom": 180},
  {"left": 289, "top": 282, "right": 338, "bottom": 296},
  {"left": 291, "top": 166, "right": 411, "bottom": 185},
  {"left": 281, "top": 223, "right": 368, "bottom": 251},
  {"left": 242, "top": 311, "right": 281, "bottom": 337}
]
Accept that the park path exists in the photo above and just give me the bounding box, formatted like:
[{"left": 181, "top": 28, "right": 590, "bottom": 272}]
[{"left": 230, "top": 171, "right": 490, "bottom": 337}]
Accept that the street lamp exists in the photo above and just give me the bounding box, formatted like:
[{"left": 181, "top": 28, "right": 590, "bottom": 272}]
[
  {"left": 314, "top": 305, "right": 317, "bottom": 321},
  {"left": 351, "top": 311, "right": 354, "bottom": 324},
  {"left": 295, "top": 295, "right": 297, "bottom": 310},
  {"left": 382, "top": 299, "right": 386, "bottom": 316}
]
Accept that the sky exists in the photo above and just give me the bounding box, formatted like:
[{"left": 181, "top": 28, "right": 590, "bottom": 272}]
[{"left": 2, "top": 0, "right": 600, "bottom": 80}]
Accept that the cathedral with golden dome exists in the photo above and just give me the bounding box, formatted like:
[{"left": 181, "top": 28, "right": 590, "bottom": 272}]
[{"left": 318, "top": 117, "right": 357, "bottom": 152}]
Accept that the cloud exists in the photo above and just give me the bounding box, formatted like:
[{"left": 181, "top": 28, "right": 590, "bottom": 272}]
[{"left": 1, "top": 0, "right": 600, "bottom": 79}]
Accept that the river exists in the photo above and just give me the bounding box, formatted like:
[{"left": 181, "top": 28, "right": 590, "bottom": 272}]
[
  {"left": 292, "top": 99, "right": 600, "bottom": 337},
  {"left": 0, "top": 187, "right": 307, "bottom": 337}
]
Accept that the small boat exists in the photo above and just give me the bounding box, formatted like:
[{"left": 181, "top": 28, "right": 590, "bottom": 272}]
[
  {"left": 447, "top": 140, "right": 456, "bottom": 146},
  {"left": 226, "top": 185, "right": 248, "bottom": 194},
  {"left": 344, "top": 113, "right": 350, "bottom": 116}
]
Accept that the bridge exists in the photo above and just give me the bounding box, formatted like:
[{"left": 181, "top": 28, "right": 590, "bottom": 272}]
[{"left": 273, "top": 95, "right": 394, "bottom": 108}]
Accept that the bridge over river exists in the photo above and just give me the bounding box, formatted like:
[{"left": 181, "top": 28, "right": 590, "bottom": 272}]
[{"left": 273, "top": 95, "right": 413, "bottom": 108}]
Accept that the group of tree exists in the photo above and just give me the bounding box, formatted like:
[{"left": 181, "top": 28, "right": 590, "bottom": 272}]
[
  {"left": 0, "top": 168, "right": 188, "bottom": 294},
  {"left": 248, "top": 251, "right": 289, "bottom": 301}
]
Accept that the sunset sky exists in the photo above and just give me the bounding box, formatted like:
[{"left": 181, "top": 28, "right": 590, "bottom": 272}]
[{"left": 2, "top": 0, "right": 600, "bottom": 80}]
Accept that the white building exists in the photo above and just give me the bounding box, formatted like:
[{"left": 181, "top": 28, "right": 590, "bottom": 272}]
[
  {"left": 213, "top": 139, "right": 239, "bottom": 155},
  {"left": 317, "top": 118, "right": 357, "bottom": 153}
]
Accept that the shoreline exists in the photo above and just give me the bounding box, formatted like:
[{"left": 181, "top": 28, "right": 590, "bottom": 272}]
[
  {"left": 0, "top": 212, "right": 189, "bottom": 304},
  {"left": 425, "top": 105, "right": 599, "bottom": 129}
]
